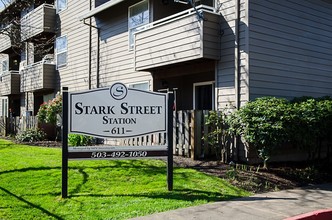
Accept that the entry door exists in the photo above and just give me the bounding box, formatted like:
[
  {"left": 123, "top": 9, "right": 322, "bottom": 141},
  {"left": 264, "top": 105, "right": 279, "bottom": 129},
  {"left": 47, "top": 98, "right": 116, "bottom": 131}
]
[{"left": 193, "top": 82, "right": 214, "bottom": 110}]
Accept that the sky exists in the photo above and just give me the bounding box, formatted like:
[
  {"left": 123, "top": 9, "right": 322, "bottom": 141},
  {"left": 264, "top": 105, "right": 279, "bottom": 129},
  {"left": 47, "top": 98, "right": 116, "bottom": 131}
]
[{"left": 0, "top": 2, "right": 4, "bottom": 11}]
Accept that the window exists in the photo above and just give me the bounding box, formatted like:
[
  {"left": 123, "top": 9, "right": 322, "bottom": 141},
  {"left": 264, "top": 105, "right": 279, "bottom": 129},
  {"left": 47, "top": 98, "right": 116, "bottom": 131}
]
[
  {"left": 56, "top": 36, "right": 67, "bottom": 68},
  {"left": 128, "top": 81, "right": 150, "bottom": 91},
  {"left": 1, "top": 60, "right": 8, "bottom": 75},
  {"left": 57, "top": 0, "right": 67, "bottom": 13},
  {"left": 2, "top": 99, "right": 8, "bottom": 117},
  {"left": 193, "top": 81, "right": 215, "bottom": 110},
  {"left": 128, "top": 0, "right": 149, "bottom": 49},
  {"left": 195, "top": 0, "right": 215, "bottom": 7}
]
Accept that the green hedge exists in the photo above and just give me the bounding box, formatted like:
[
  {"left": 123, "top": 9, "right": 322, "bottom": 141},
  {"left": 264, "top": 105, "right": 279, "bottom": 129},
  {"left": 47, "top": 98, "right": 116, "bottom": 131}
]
[{"left": 225, "top": 96, "right": 332, "bottom": 167}]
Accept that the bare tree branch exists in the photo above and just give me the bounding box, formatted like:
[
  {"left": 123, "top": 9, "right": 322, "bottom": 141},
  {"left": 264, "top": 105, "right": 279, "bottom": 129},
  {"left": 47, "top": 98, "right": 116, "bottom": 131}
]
[{"left": 0, "top": 0, "right": 55, "bottom": 57}]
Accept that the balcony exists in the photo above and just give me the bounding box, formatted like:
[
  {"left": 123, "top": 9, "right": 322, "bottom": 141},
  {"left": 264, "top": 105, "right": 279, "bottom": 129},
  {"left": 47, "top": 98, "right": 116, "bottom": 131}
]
[
  {"left": 20, "top": 60, "right": 56, "bottom": 92},
  {"left": 20, "top": 4, "right": 56, "bottom": 41},
  {"left": 0, "top": 34, "right": 11, "bottom": 53},
  {"left": 134, "top": 6, "right": 221, "bottom": 71},
  {"left": 0, "top": 25, "right": 19, "bottom": 53},
  {"left": 0, "top": 71, "right": 20, "bottom": 96}
]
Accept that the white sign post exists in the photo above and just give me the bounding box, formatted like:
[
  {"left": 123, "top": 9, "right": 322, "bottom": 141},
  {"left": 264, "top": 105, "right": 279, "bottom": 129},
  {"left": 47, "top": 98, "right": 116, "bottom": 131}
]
[{"left": 61, "top": 83, "right": 174, "bottom": 198}]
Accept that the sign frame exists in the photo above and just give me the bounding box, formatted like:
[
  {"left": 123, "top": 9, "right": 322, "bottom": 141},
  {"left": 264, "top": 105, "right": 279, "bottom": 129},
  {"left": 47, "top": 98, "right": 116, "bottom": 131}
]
[
  {"left": 61, "top": 85, "right": 174, "bottom": 198},
  {"left": 68, "top": 84, "right": 168, "bottom": 138}
]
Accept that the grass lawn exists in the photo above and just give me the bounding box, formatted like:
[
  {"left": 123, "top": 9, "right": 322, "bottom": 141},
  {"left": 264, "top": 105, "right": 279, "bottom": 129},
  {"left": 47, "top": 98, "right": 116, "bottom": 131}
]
[{"left": 0, "top": 139, "right": 250, "bottom": 219}]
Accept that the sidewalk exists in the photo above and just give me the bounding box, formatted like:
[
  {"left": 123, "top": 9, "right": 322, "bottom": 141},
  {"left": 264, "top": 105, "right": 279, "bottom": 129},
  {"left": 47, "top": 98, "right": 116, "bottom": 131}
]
[{"left": 131, "top": 183, "right": 332, "bottom": 220}]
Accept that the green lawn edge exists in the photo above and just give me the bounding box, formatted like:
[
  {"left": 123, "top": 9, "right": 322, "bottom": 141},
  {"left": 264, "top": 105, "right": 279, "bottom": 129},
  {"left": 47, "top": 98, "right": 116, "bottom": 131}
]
[{"left": 0, "top": 139, "right": 250, "bottom": 220}]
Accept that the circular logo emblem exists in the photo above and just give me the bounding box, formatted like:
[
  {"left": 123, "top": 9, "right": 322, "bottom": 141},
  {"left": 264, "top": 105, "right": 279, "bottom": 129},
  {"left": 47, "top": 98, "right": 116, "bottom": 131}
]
[{"left": 110, "top": 83, "right": 128, "bottom": 100}]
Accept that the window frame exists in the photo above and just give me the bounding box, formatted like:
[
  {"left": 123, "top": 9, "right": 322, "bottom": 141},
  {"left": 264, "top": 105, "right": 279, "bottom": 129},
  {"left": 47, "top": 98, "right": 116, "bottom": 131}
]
[
  {"left": 56, "top": 0, "right": 68, "bottom": 13},
  {"left": 128, "top": 81, "right": 150, "bottom": 91},
  {"left": 2, "top": 98, "right": 8, "bottom": 117},
  {"left": 195, "top": 0, "right": 215, "bottom": 7},
  {"left": 55, "top": 35, "right": 68, "bottom": 69},
  {"left": 128, "top": 0, "right": 150, "bottom": 50},
  {"left": 1, "top": 60, "right": 8, "bottom": 76},
  {"left": 193, "top": 81, "right": 215, "bottom": 110}
]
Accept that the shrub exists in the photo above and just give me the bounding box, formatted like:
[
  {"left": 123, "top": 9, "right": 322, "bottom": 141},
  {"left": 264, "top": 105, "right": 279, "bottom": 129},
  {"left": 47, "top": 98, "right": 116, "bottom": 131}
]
[
  {"left": 16, "top": 129, "right": 46, "bottom": 142},
  {"left": 204, "top": 110, "right": 232, "bottom": 162},
  {"left": 289, "top": 98, "right": 332, "bottom": 162},
  {"left": 227, "top": 97, "right": 290, "bottom": 168},
  {"left": 68, "top": 134, "right": 93, "bottom": 146},
  {"left": 226, "top": 96, "right": 332, "bottom": 166},
  {"left": 37, "top": 94, "right": 62, "bottom": 125}
]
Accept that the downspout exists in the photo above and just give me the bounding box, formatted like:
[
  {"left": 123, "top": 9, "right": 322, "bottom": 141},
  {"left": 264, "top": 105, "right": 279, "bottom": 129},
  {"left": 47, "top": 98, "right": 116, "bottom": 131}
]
[
  {"left": 84, "top": 0, "right": 100, "bottom": 89},
  {"left": 88, "top": 0, "right": 92, "bottom": 90},
  {"left": 234, "top": 0, "right": 241, "bottom": 161},
  {"left": 235, "top": 0, "right": 240, "bottom": 110}
]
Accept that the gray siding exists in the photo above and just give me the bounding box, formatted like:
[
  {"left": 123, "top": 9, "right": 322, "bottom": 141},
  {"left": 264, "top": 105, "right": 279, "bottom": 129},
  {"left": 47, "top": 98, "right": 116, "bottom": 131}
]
[
  {"left": 249, "top": 0, "right": 332, "bottom": 100},
  {"left": 0, "top": 72, "right": 20, "bottom": 96},
  {"left": 56, "top": 0, "right": 91, "bottom": 92},
  {"left": 20, "top": 4, "right": 56, "bottom": 41},
  {"left": 216, "top": 0, "right": 249, "bottom": 109},
  {"left": 135, "top": 11, "right": 220, "bottom": 71},
  {"left": 20, "top": 63, "right": 55, "bottom": 92},
  {"left": 92, "top": 1, "right": 152, "bottom": 89},
  {"left": 0, "top": 32, "right": 11, "bottom": 53}
]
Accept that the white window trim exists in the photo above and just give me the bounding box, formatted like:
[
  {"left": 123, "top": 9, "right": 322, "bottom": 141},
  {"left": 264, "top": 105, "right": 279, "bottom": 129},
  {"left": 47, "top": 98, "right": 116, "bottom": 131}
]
[
  {"left": 128, "top": 81, "right": 150, "bottom": 91},
  {"left": 128, "top": 0, "right": 150, "bottom": 51},
  {"left": 1, "top": 60, "right": 8, "bottom": 76},
  {"left": 56, "top": 0, "right": 68, "bottom": 14},
  {"left": 2, "top": 98, "right": 8, "bottom": 117},
  {"left": 193, "top": 81, "right": 215, "bottom": 110},
  {"left": 55, "top": 35, "right": 68, "bottom": 69}
]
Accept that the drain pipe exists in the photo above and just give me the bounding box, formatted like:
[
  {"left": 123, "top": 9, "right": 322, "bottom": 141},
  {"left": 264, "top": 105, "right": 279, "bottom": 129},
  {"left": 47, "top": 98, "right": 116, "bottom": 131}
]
[
  {"left": 235, "top": 0, "right": 240, "bottom": 110},
  {"left": 234, "top": 0, "right": 241, "bottom": 162},
  {"left": 83, "top": 0, "right": 100, "bottom": 89}
]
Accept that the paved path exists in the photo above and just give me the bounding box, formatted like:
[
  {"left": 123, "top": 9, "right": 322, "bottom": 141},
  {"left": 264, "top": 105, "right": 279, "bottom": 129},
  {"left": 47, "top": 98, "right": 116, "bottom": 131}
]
[{"left": 131, "top": 183, "right": 332, "bottom": 220}]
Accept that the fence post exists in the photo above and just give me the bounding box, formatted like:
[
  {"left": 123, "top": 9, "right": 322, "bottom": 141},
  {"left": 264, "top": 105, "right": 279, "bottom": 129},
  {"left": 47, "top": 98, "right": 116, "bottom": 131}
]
[
  {"left": 190, "top": 110, "right": 195, "bottom": 159},
  {"left": 167, "top": 92, "right": 174, "bottom": 191},
  {"left": 193, "top": 110, "right": 202, "bottom": 160},
  {"left": 173, "top": 111, "right": 177, "bottom": 155},
  {"left": 184, "top": 111, "right": 190, "bottom": 157},
  {"left": 62, "top": 87, "right": 69, "bottom": 198}
]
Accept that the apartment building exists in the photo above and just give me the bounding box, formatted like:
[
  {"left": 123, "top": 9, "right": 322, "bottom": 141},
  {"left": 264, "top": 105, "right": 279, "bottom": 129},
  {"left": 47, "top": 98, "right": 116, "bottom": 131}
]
[{"left": 0, "top": 0, "right": 332, "bottom": 118}]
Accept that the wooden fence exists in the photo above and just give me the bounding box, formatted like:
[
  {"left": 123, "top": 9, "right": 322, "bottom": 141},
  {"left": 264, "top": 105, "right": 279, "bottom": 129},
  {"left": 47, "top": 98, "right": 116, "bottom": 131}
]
[
  {"left": 0, "top": 111, "right": 221, "bottom": 159},
  {"left": 119, "top": 110, "right": 218, "bottom": 159},
  {"left": 0, "top": 116, "right": 38, "bottom": 136}
]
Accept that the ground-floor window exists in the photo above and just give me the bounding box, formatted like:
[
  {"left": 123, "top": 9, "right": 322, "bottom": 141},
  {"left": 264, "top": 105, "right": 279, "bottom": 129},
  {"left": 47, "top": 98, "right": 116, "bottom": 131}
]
[
  {"left": 1, "top": 99, "right": 8, "bottom": 117},
  {"left": 193, "top": 81, "right": 214, "bottom": 110}
]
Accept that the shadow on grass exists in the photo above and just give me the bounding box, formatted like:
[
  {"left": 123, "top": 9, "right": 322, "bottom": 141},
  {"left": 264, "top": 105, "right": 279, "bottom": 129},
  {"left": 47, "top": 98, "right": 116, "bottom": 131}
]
[
  {"left": 0, "top": 161, "right": 246, "bottom": 204},
  {"left": 69, "top": 188, "right": 241, "bottom": 203},
  {"left": 0, "top": 166, "right": 62, "bottom": 175},
  {"left": 0, "top": 143, "right": 14, "bottom": 151},
  {"left": 0, "top": 186, "right": 64, "bottom": 220}
]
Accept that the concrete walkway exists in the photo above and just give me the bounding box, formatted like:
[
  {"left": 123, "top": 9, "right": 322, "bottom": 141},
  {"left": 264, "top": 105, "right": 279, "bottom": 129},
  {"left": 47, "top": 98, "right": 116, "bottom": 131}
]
[{"left": 131, "top": 183, "right": 332, "bottom": 220}]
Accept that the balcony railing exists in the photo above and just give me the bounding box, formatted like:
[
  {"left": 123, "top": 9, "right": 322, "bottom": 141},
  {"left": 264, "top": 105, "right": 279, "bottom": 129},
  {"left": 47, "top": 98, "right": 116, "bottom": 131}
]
[
  {"left": 134, "top": 5, "right": 221, "bottom": 71},
  {"left": 0, "top": 25, "right": 19, "bottom": 53},
  {"left": 20, "top": 60, "right": 56, "bottom": 92},
  {"left": 0, "top": 71, "right": 20, "bottom": 96},
  {"left": 0, "top": 34, "right": 11, "bottom": 53},
  {"left": 20, "top": 4, "right": 56, "bottom": 41}
]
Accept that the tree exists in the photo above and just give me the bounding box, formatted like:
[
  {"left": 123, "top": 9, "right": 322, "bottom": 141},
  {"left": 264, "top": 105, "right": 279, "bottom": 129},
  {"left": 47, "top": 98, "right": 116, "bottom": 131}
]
[{"left": 0, "top": 0, "right": 55, "bottom": 56}]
